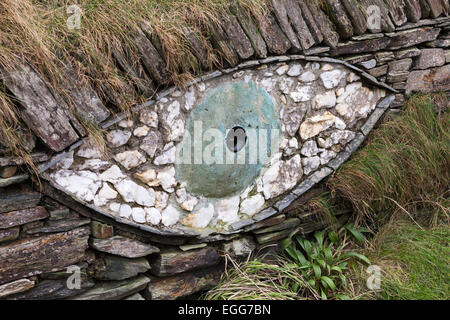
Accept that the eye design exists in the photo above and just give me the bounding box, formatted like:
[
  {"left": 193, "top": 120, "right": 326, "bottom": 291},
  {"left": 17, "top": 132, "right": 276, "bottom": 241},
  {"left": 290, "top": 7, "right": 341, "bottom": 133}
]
[{"left": 47, "top": 59, "right": 388, "bottom": 236}]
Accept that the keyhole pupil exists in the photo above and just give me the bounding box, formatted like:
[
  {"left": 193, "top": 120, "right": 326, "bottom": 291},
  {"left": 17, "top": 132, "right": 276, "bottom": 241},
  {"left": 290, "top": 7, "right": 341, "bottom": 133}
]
[{"left": 226, "top": 126, "right": 247, "bottom": 153}]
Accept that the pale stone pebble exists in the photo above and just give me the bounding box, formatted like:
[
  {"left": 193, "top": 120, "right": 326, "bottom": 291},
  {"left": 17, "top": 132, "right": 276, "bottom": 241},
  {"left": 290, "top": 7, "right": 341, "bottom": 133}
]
[
  {"left": 154, "top": 191, "right": 169, "bottom": 210},
  {"left": 154, "top": 143, "right": 176, "bottom": 165},
  {"left": 198, "top": 83, "right": 206, "bottom": 92},
  {"left": 313, "top": 91, "right": 336, "bottom": 109},
  {"left": 182, "top": 204, "right": 214, "bottom": 228},
  {"left": 259, "top": 78, "right": 277, "bottom": 92},
  {"left": 99, "top": 165, "right": 126, "bottom": 183},
  {"left": 299, "top": 71, "right": 316, "bottom": 82},
  {"left": 114, "top": 150, "right": 146, "bottom": 170},
  {"left": 114, "top": 179, "right": 155, "bottom": 207},
  {"left": 107, "top": 130, "right": 131, "bottom": 148},
  {"left": 140, "top": 110, "right": 158, "bottom": 128},
  {"left": 76, "top": 142, "right": 103, "bottom": 159},
  {"left": 184, "top": 87, "right": 196, "bottom": 111},
  {"left": 321, "top": 63, "right": 334, "bottom": 71},
  {"left": 290, "top": 85, "right": 312, "bottom": 102},
  {"left": 109, "top": 202, "right": 121, "bottom": 213},
  {"left": 156, "top": 166, "right": 177, "bottom": 192},
  {"left": 140, "top": 131, "right": 162, "bottom": 158},
  {"left": 320, "top": 70, "right": 345, "bottom": 89},
  {"left": 52, "top": 170, "right": 101, "bottom": 202},
  {"left": 299, "top": 111, "right": 337, "bottom": 140},
  {"left": 98, "top": 183, "right": 118, "bottom": 201},
  {"left": 161, "top": 204, "right": 181, "bottom": 226},
  {"left": 134, "top": 168, "right": 159, "bottom": 187},
  {"left": 300, "top": 140, "right": 319, "bottom": 157},
  {"left": 132, "top": 208, "right": 147, "bottom": 223},
  {"left": 320, "top": 150, "right": 337, "bottom": 165},
  {"left": 216, "top": 196, "right": 240, "bottom": 224},
  {"left": 145, "top": 207, "right": 162, "bottom": 225},
  {"left": 133, "top": 126, "right": 150, "bottom": 137},
  {"left": 347, "top": 72, "right": 360, "bottom": 82},
  {"left": 79, "top": 159, "right": 110, "bottom": 171},
  {"left": 233, "top": 71, "right": 245, "bottom": 78},
  {"left": 240, "top": 194, "right": 265, "bottom": 216},
  {"left": 262, "top": 155, "right": 302, "bottom": 199},
  {"left": 287, "top": 64, "right": 302, "bottom": 76},
  {"left": 302, "top": 156, "right": 321, "bottom": 175},
  {"left": 120, "top": 204, "right": 132, "bottom": 219},
  {"left": 278, "top": 78, "right": 294, "bottom": 94},
  {"left": 176, "top": 188, "right": 198, "bottom": 212},
  {"left": 276, "top": 65, "right": 289, "bottom": 75},
  {"left": 330, "top": 130, "right": 356, "bottom": 146},
  {"left": 118, "top": 119, "right": 134, "bottom": 128}
]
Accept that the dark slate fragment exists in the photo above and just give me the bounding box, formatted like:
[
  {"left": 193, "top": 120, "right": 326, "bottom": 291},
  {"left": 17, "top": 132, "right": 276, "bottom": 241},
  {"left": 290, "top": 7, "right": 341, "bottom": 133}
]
[
  {"left": 404, "top": 0, "right": 423, "bottom": 22},
  {"left": 285, "top": 0, "right": 316, "bottom": 49},
  {"left": 341, "top": 0, "right": 368, "bottom": 35},
  {"left": 24, "top": 218, "right": 91, "bottom": 234},
  {"left": 151, "top": 247, "right": 220, "bottom": 277},
  {"left": 297, "top": 0, "right": 323, "bottom": 44},
  {"left": 271, "top": 0, "right": 302, "bottom": 51},
  {"left": 330, "top": 37, "right": 391, "bottom": 56},
  {"left": 386, "top": 0, "right": 408, "bottom": 26},
  {"left": 0, "top": 227, "right": 19, "bottom": 243},
  {"left": 257, "top": 13, "right": 291, "bottom": 54},
  {"left": 306, "top": 1, "right": 339, "bottom": 48},
  {"left": 94, "top": 255, "right": 150, "bottom": 281},
  {"left": 387, "top": 27, "right": 441, "bottom": 50},
  {"left": 89, "top": 235, "right": 159, "bottom": 258},
  {"left": 222, "top": 13, "right": 255, "bottom": 59},
  {"left": 209, "top": 23, "right": 240, "bottom": 67},
  {"left": 324, "top": 0, "right": 354, "bottom": 39},
  {"left": 0, "top": 206, "right": 49, "bottom": 229}
]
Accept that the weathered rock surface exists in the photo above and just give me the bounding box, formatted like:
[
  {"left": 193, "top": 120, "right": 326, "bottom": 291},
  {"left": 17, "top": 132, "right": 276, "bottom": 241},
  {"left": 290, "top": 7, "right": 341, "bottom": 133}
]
[
  {"left": 73, "top": 275, "right": 150, "bottom": 300},
  {"left": 0, "top": 227, "right": 19, "bottom": 243},
  {"left": 325, "top": 0, "right": 354, "bottom": 39},
  {"left": 285, "top": 0, "right": 316, "bottom": 49},
  {"left": 413, "top": 48, "right": 446, "bottom": 69},
  {"left": 387, "top": 27, "right": 441, "bottom": 49},
  {"left": 0, "top": 227, "right": 90, "bottom": 284},
  {"left": 24, "top": 218, "right": 91, "bottom": 234},
  {"left": 271, "top": 0, "right": 302, "bottom": 51},
  {"left": 91, "top": 221, "right": 114, "bottom": 239},
  {"left": 151, "top": 247, "right": 220, "bottom": 276},
  {"left": 222, "top": 13, "right": 254, "bottom": 59},
  {"left": 0, "top": 279, "right": 35, "bottom": 298},
  {"left": 257, "top": 13, "right": 291, "bottom": 55},
  {"left": 341, "top": 0, "right": 368, "bottom": 35},
  {"left": 0, "top": 206, "right": 49, "bottom": 229},
  {"left": 146, "top": 265, "right": 223, "bottom": 300},
  {"left": 406, "top": 64, "right": 450, "bottom": 94},
  {"left": 89, "top": 236, "right": 159, "bottom": 258},
  {"left": 94, "top": 255, "right": 151, "bottom": 281},
  {"left": 305, "top": 1, "right": 339, "bottom": 48}
]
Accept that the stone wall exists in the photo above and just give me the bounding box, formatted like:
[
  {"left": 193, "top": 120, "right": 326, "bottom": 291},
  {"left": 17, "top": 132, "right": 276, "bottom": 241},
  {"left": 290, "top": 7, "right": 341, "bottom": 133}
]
[{"left": 0, "top": 0, "right": 449, "bottom": 300}]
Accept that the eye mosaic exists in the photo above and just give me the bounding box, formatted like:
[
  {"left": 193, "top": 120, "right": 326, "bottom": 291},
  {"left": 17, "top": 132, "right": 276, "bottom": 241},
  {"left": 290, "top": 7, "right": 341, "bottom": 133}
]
[{"left": 44, "top": 58, "right": 391, "bottom": 237}]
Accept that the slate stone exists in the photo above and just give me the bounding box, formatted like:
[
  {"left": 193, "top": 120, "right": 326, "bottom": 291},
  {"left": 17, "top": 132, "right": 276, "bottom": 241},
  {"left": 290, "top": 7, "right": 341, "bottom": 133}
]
[
  {"left": 297, "top": 0, "right": 323, "bottom": 44},
  {"left": 146, "top": 265, "right": 223, "bottom": 300},
  {"left": 404, "top": 0, "right": 423, "bottom": 22},
  {"left": 305, "top": 1, "right": 339, "bottom": 48},
  {"left": 0, "top": 227, "right": 90, "bottom": 284},
  {"left": 0, "top": 206, "right": 49, "bottom": 229},
  {"left": 151, "top": 247, "right": 220, "bottom": 276},
  {"left": 222, "top": 13, "right": 254, "bottom": 59},
  {"left": 296, "top": 220, "right": 326, "bottom": 236},
  {"left": 228, "top": 219, "right": 254, "bottom": 231},
  {"left": 91, "top": 220, "right": 114, "bottom": 239},
  {"left": 419, "top": 0, "right": 432, "bottom": 18},
  {"left": 285, "top": 0, "right": 316, "bottom": 49},
  {"left": 341, "top": 0, "right": 368, "bottom": 35},
  {"left": 244, "top": 214, "right": 286, "bottom": 232},
  {"left": 387, "top": 0, "right": 408, "bottom": 26},
  {"left": 360, "top": 107, "right": 386, "bottom": 136},
  {"left": 427, "top": 0, "right": 444, "bottom": 18},
  {"left": 413, "top": 48, "right": 446, "bottom": 69},
  {"left": 0, "top": 227, "right": 19, "bottom": 243},
  {"left": 252, "top": 207, "right": 278, "bottom": 222},
  {"left": 425, "top": 38, "right": 450, "bottom": 47},
  {"left": 7, "top": 277, "right": 94, "bottom": 300},
  {"left": 330, "top": 38, "right": 392, "bottom": 56},
  {"left": 73, "top": 275, "right": 150, "bottom": 300},
  {"left": 360, "top": 0, "right": 396, "bottom": 32},
  {"left": 1, "top": 64, "right": 81, "bottom": 152},
  {"left": 89, "top": 236, "right": 159, "bottom": 258},
  {"left": 24, "top": 218, "right": 91, "bottom": 234},
  {"left": 257, "top": 13, "right": 291, "bottom": 55},
  {"left": 369, "top": 65, "right": 389, "bottom": 77},
  {"left": 255, "top": 228, "right": 292, "bottom": 244},
  {"left": 209, "top": 24, "right": 239, "bottom": 66},
  {"left": 395, "top": 47, "right": 422, "bottom": 58},
  {"left": 375, "top": 51, "right": 395, "bottom": 63},
  {"left": 132, "top": 28, "right": 171, "bottom": 84},
  {"left": 325, "top": 0, "right": 354, "bottom": 39},
  {"left": 0, "top": 166, "right": 17, "bottom": 178},
  {"left": 387, "top": 27, "right": 441, "bottom": 50},
  {"left": 252, "top": 218, "right": 300, "bottom": 235},
  {"left": 232, "top": 5, "right": 268, "bottom": 58},
  {"left": 0, "top": 279, "right": 35, "bottom": 298},
  {"left": 389, "top": 58, "right": 413, "bottom": 71},
  {"left": 94, "top": 255, "right": 150, "bottom": 281},
  {"left": 0, "top": 174, "right": 28, "bottom": 188},
  {"left": 271, "top": 0, "right": 302, "bottom": 51},
  {"left": 406, "top": 64, "right": 450, "bottom": 94}
]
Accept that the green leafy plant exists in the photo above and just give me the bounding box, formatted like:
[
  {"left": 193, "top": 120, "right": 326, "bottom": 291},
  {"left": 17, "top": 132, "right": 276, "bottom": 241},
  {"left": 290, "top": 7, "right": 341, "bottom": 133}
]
[{"left": 282, "top": 225, "right": 371, "bottom": 300}]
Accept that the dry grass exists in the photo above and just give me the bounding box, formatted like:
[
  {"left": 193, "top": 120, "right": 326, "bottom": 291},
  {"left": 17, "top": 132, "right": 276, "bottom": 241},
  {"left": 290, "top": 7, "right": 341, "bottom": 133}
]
[
  {"left": 327, "top": 93, "right": 450, "bottom": 227},
  {"left": 0, "top": 0, "right": 267, "bottom": 162}
]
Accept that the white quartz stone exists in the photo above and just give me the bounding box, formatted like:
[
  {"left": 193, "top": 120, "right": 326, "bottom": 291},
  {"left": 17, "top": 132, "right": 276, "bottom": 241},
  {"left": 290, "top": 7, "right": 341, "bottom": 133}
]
[
  {"left": 302, "top": 156, "right": 321, "bottom": 175},
  {"left": 154, "top": 143, "right": 176, "bottom": 165},
  {"left": 79, "top": 159, "right": 110, "bottom": 171},
  {"left": 132, "top": 207, "right": 147, "bottom": 223},
  {"left": 114, "top": 150, "right": 146, "bottom": 170},
  {"left": 76, "top": 141, "right": 103, "bottom": 159},
  {"left": 114, "top": 179, "right": 155, "bottom": 207},
  {"left": 299, "top": 111, "right": 337, "bottom": 140},
  {"left": 109, "top": 202, "right": 121, "bottom": 213},
  {"left": 240, "top": 194, "right": 265, "bottom": 216},
  {"left": 107, "top": 130, "right": 131, "bottom": 148},
  {"left": 140, "top": 110, "right": 158, "bottom": 128},
  {"left": 133, "top": 126, "right": 150, "bottom": 137},
  {"left": 134, "top": 168, "right": 159, "bottom": 187},
  {"left": 290, "top": 85, "right": 312, "bottom": 102},
  {"left": 98, "top": 183, "right": 118, "bottom": 201},
  {"left": 320, "top": 150, "right": 337, "bottom": 165},
  {"left": 145, "top": 207, "right": 162, "bottom": 225},
  {"left": 154, "top": 191, "right": 169, "bottom": 210},
  {"left": 216, "top": 196, "right": 240, "bottom": 224},
  {"left": 320, "top": 70, "right": 345, "bottom": 89},
  {"left": 184, "top": 87, "right": 196, "bottom": 111},
  {"left": 313, "top": 91, "right": 336, "bottom": 109},
  {"left": 299, "top": 71, "right": 316, "bottom": 82},
  {"left": 176, "top": 188, "right": 198, "bottom": 212},
  {"left": 119, "top": 204, "right": 132, "bottom": 219},
  {"left": 300, "top": 140, "right": 319, "bottom": 157},
  {"left": 276, "top": 65, "right": 289, "bottom": 75},
  {"left": 287, "top": 64, "right": 302, "bottom": 77},
  {"left": 161, "top": 204, "right": 181, "bottom": 226},
  {"left": 52, "top": 170, "right": 101, "bottom": 202},
  {"left": 182, "top": 204, "right": 214, "bottom": 228},
  {"left": 99, "top": 165, "right": 126, "bottom": 183},
  {"left": 118, "top": 119, "right": 134, "bottom": 128},
  {"left": 278, "top": 78, "right": 294, "bottom": 94},
  {"left": 156, "top": 166, "right": 177, "bottom": 192}
]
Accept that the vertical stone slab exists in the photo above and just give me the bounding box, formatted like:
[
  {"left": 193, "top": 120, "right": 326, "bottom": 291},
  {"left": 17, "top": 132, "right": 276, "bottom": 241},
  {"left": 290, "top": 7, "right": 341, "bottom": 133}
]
[
  {"left": 341, "top": 0, "right": 368, "bottom": 35},
  {"left": 324, "top": 0, "right": 354, "bottom": 39},
  {"left": 257, "top": 13, "right": 292, "bottom": 54},
  {"left": 305, "top": 0, "right": 339, "bottom": 48},
  {"left": 222, "top": 13, "right": 255, "bottom": 59},
  {"left": 285, "top": 0, "right": 316, "bottom": 49},
  {"left": 271, "top": 0, "right": 303, "bottom": 51},
  {"left": 404, "top": 0, "right": 423, "bottom": 22}
]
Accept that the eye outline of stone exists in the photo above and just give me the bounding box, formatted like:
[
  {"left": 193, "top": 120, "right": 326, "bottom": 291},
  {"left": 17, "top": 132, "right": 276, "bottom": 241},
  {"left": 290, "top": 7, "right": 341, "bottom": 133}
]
[{"left": 226, "top": 126, "right": 247, "bottom": 153}]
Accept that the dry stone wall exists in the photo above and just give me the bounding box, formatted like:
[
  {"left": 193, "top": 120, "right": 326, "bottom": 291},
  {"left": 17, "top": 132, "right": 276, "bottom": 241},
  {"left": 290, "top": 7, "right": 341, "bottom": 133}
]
[{"left": 0, "top": 0, "right": 449, "bottom": 300}]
